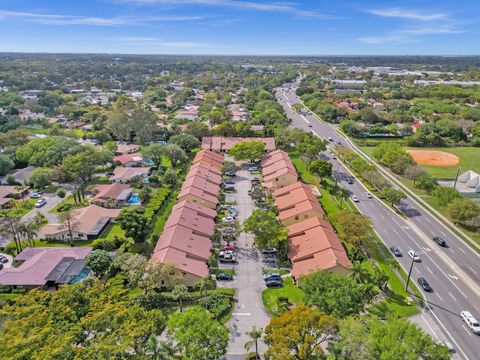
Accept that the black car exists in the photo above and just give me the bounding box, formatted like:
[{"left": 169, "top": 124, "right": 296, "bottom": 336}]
[
  {"left": 418, "top": 277, "right": 433, "bottom": 292},
  {"left": 432, "top": 235, "right": 447, "bottom": 247},
  {"left": 262, "top": 248, "right": 277, "bottom": 255},
  {"left": 264, "top": 273, "right": 282, "bottom": 282},
  {"left": 347, "top": 178, "right": 354, "bottom": 184},
  {"left": 223, "top": 179, "right": 235, "bottom": 184},
  {"left": 266, "top": 279, "right": 283, "bottom": 288},
  {"left": 390, "top": 245, "right": 402, "bottom": 257},
  {"left": 0, "top": 264, "right": 3, "bottom": 270},
  {"left": 216, "top": 273, "right": 234, "bottom": 281}
]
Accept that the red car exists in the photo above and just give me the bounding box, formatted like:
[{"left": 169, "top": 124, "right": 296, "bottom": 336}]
[{"left": 222, "top": 245, "right": 233, "bottom": 251}]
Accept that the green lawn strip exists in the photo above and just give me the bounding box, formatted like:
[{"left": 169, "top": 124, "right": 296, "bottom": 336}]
[
  {"left": 261, "top": 277, "right": 305, "bottom": 316},
  {"left": 289, "top": 151, "right": 321, "bottom": 187},
  {"left": 214, "top": 268, "right": 236, "bottom": 275},
  {"left": 50, "top": 195, "right": 88, "bottom": 214},
  {"left": 262, "top": 268, "right": 290, "bottom": 276}
]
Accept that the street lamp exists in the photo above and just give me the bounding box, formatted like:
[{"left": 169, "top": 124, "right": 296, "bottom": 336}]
[{"left": 405, "top": 250, "right": 424, "bottom": 292}]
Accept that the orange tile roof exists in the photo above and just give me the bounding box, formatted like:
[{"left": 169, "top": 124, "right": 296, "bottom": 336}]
[
  {"left": 287, "top": 216, "right": 334, "bottom": 237},
  {"left": 189, "top": 161, "right": 222, "bottom": 176},
  {"left": 291, "top": 248, "right": 351, "bottom": 279},
  {"left": 186, "top": 165, "right": 222, "bottom": 185},
  {"left": 91, "top": 183, "right": 131, "bottom": 202},
  {"left": 165, "top": 206, "right": 215, "bottom": 237},
  {"left": 192, "top": 150, "right": 224, "bottom": 167},
  {"left": 113, "top": 152, "right": 143, "bottom": 165},
  {"left": 172, "top": 200, "right": 217, "bottom": 219},
  {"left": 151, "top": 247, "right": 209, "bottom": 278},
  {"left": 177, "top": 186, "right": 218, "bottom": 206},
  {"left": 180, "top": 176, "right": 220, "bottom": 197}
]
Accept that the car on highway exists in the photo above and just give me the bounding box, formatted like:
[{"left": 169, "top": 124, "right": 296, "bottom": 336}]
[
  {"left": 390, "top": 246, "right": 402, "bottom": 257},
  {"left": 35, "top": 199, "right": 46, "bottom": 208},
  {"left": 308, "top": 124, "right": 312, "bottom": 127},
  {"left": 216, "top": 273, "right": 234, "bottom": 281},
  {"left": 461, "top": 311, "right": 480, "bottom": 335},
  {"left": 365, "top": 192, "right": 372, "bottom": 198},
  {"left": 265, "top": 279, "right": 283, "bottom": 288},
  {"left": 351, "top": 195, "right": 359, "bottom": 202},
  {"left": 432, "top": 235, "right": 447, "bottom": 247},
  {"left": 418, "top": 277, "right": 433, "bottom": 292},
  {"left": 347, "top": 178, "right": 354, "bottom": 184},
  {"left": 263, "top": 273, "right": 281, "bottom": 281},
  {"left": 331, "top": 154, "right": 336, "bottom": 159},
  {"left": 328, "top": 137, "right": 333, "bottom": 141},
  {"left": 408, "top": 250, "right": 421, "bottom": 262}
]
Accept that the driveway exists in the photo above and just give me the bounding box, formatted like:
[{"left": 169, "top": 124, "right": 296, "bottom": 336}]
[
  {"left": 220, "top": 163, "right": 271, "bottom": 357},
  {"left": 22, "top": 191, "right": 71, "bottom": 224}
]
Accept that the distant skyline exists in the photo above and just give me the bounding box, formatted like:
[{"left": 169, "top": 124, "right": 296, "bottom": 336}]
[{"left": 0, "top": 0, "right": 479, "bottom": 55}]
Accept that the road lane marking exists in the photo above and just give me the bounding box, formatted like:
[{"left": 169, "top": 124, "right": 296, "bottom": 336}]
[
  {"left": 462, "top": 325, "right": 473, "bottom": 337},
  {"left": 426, "top": 266, "right": 433, "bottom": 274},
  {"left": 241, "top": 304, "right": 244, "bottom": 309},
  {"left": 436, "top": 293, "right": 443, "bottom": 301},
  {"left": 414, "top": 267, "right": 420, "bottom": 274},
  {"left": 448, "top": 292, "right": 457, "bottom": 301},
  {"left": 300, "top": 115, "right": 310, "bottom": 124},
  {"left": 380, "top": 214, "right": 385, "bottom": 220},
  {"left": 424, "top": 217, "right": 431, "bottom": 223},
  {"left": 458, "top": 247, "right": 466, "bottom": 254},
  {"left": 466, "top": 265, "right": 478, "bottom": 275},
  {"left": 392, "top": 228, "right": 398, "bottom": 235}
]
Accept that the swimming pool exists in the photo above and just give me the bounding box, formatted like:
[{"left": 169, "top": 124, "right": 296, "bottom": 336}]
[{"left": 127, "top": 193, "right": 141, "bottom": 205}]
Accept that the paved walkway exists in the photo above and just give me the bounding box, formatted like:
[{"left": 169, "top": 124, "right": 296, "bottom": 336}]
[{"left": 222, "top": 164, "right": 271, "bottom": 357}]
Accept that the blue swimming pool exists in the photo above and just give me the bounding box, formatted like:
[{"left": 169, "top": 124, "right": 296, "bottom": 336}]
[{"left": 127, "top": 193, "right": 141, "bottom": 205}]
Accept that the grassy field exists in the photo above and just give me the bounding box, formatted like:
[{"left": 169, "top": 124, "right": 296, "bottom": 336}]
[
  {"left": 360, "top": 146, "right": 480, "bottom": 180},
  {"left": 262, "top": 277, "right": 305, "bottom": 316},
  {"left": 1, "top": 198, "right": 37, "bottom": 217}
]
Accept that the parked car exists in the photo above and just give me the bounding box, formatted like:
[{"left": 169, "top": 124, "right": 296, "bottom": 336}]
[
  {"left": 225, "top": 172, "right": 236, "bottom": 177},
  {"left": 390, "top": 246, "right": 402, "bottom": 257},
  {"left": 223, "top": 179, "right": 235, "bottom": 184},
  {"left": 223, "top": 216, "right": 235, "bottom": 223},
  {"left": 266, "top": 279, "right": 283, "bottom": 288},
  {"left": 263, "top": 273, "right": 281, "bottom": 281},
  {"left": 220, "top": 254, "right": 236, "bottom": 263},
  {"left": 432, "top": 235, "right": 447, "bottom": 247},
  {"left": 35, "top": 199, "right": 46, "bottom": 208},
  {"left": 29, "top": 192, "right": 42, "bottom": 198},
  {"left": 219, "top": 250, "right": 234, "bottom": 258},
  {"left": 351, "top": 195, "right": 359, "bottom": 202},
  {"left": 216, "top": 273, "right": 233, "bottom": 281},
  {"left": 365, "top": 192, "right": 373, "bottom": 199},
  {"left": 248, "top": 167, "right": 258, "bottom": 172},
  {"left": 224, "top": 185, "right": 235, "bottom": 191},
  {"left": 228, "top": 208, "right": 238, "bottom": 215},
  {"left": 408, "top": 250, "right": 421, "bottom": 262},
  {"left": 222, "top": 245, "right": 233, "bottom": 251},
  {"left": 262, "top": 248, "right": 277, "bottom": 255},
  {"left": 0, "top": 255, "right": 8, "bottom": 264},
  {"left": 461, "top": 311, "right": 480, "bottom": 334},
  {"left": 418, "top": 277, "right": 433, "bottom": 292}
]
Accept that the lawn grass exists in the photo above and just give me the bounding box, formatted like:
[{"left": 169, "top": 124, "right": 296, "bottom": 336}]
[
  {"left": 289, "top": 151, "right": 321, "bottom": 187},
  {"left": 262, "top": 268, "right": 290, "bottom": 276},
  {"left": 50, "top": 195, "right": 88, "bottom": 213},
  {"left": 360, "top": 146, "right": 480, "bottom": 180},
  {"left": 100, "top": 223, "right": 129, "bottom": 240},
  {"left": 262, "top": 277, "right": 305, "bottom": 316},
  {"left": 215, "top": 268, "right": 236, "bottom": 275},
  {"left": 2, "top": 198, "right": 37, "bottom": 217}
]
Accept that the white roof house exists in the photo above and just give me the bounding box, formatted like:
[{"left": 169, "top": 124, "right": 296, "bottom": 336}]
[{"left": 458, "top": 170, "right": 480, "bottom": 192}]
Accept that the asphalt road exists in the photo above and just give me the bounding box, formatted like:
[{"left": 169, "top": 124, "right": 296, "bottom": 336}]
[
  {"left": 276, "top": 81, "right": 480, "bottom": 359},
  {"left": 218, "top": 162, "right": 270, "bottom": 357}
]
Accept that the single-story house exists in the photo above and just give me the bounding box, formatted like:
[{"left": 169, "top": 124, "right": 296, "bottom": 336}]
[
  {"left": 115, "top": 143, "right": 140, "bottom": 155},
  {"left": 0, "top": 186, "right": 28, "bottom": 208},
  {"left": 41, "top": 205, "right": 121, "bottom": 241},
  {"left": 109, "top": 167, "right": 151, "bottom": 183},
  {"left": 113, "top": 153, "right": 144, "bottom": 167},
  {"left": 90, "top": 183, "right": 132, "bottom": 207},
  {"left": 0, "top": 247, "right": 92, "bottom": 290}
]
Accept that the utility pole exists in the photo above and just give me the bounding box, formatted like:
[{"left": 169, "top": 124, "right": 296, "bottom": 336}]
[
  {"left": 453, "top": 167, "right": 461, "bottom": 189},
  {"left": 405, "top": 252, "right": 416, "bottom": 292}
]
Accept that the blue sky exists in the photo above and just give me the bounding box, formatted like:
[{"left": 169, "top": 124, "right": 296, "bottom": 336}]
[{"left": 0, "top": 0, "right": 479, "bottom": 55}]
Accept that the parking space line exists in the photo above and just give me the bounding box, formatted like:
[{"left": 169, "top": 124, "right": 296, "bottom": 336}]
[
  {"left": 448, "top": 292, "right": 457, "bottom": 302},
  {"left": 436, "top": 293, "right": 443, "bottom": 302},
  {"left": 426, "top": 266, "right": 433, "bottom": 274},
  {"left": 462, "top": 325, "right": 473, "bottom": 337}
]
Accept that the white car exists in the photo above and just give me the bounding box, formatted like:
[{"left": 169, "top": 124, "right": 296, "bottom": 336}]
[
  {"left": 461, "top": 311, "right": 480, "bottom": 334},
  {"left": 29, "top": 192, "right": 42, "bottom": 198},
  {"left": 365, "top": 192, "right": 373, "bottom": 199},
  {"left": 248, "top": 167, "right": 258, "bottom": 172},
  {"left": 408, "top": 250, "right": 420, "bottom": 262},
  {"left": 35, "top": 199, "right": 46, "bottom": 208},
  {"left": 351, "top": 195, "right": 359, "bottom": 202},
  {"left": 223, "top": 216, "right": 235, "bottom": 222}
]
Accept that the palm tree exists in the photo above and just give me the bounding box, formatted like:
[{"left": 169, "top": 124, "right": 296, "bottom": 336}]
[
  {"left": 196, "top": 277, "right": 209, "bottom": 306},
  {"left": 337, "top": 187, "right": 350, "bottom": 208},
  {"left": 244, "top": 326, "right": 263, "bottom": 359},
  {"left": 172, "top": 284, "right": 188, "bottom": 312}
]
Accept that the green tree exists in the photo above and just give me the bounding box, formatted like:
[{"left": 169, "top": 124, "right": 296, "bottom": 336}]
[
  {"left": 432, "top": 186, "right": 461, "bottom": 206},
  {"left": 229, "top": 141, "right": 265, "bottom": 161},
  {"left": 56, "top": 188, "right": 66, "bottom": 198},
  {"left": 172, "top": 284, "right": 188, "bottom": 312},
  {"left": 169, "top": 133, "right": 200, "bottom": 153},
  {"left": 163, "top": 168, "right": 178, "bottom": 185},
  {"left": 131, "top": 106, "right": 157, "bottom": 145},
  {"left": 302, "top": 271, "right": 373, "bottom": 318},
  {"left": 329, "top": 316, "right": 450, "bottom": 360},
  {"left": 448, "top": 198, "right": 480, "bottom": 226},
  {"left": 243, "top": 210, "right": 288, "bottom": 258},
  {"left": 142, "top": 143, "right": 167, "bottom": 165},
  {"left": 85, "top": 249, "right": 112, "bottom": 277},
  {"left": 404, "top": 165, "right": 426, "bottom": 184},
  {"left": 415, "top": 175, "right": 438, "bottom": 192},
  {"left": 28, "top": 167, "right": 54, "bottom": 189},
  {"left": 58, "top": 210, "right": 79, "bottom": 246},
  {"left": 166, "top": 144, "right": 187, "bottom": 166},
  {"left": 244, "top": 326, "right": 263, "bottom": 360},
  {"left": 61, "top": 148, "right": 112, "bottom": 184},
  {"left": 331, "top": 210, "right": 372, "bottom": 247},
  {"left": 0, "top": 154, "right": 14, "bottom": 176},
  {"left": 297, "top": 134, "right": 327, "bottom": 164},
  {"left": 166, "top": 307, "right": 229, "bottom": 360},
  {"left": 264, "top": 305, "right": 338, "bottom": 360},
  {"left": 309, "top": 159, "right": 333, "bottom": 181},
  {"left": 380, "top": 187, "right": 406, "bottom": 206},
  {"left": 117, "top": 207, "right": 151, "bottom": 242},
  {"left": 222, "top": 161, "right": 240, "bottom": 174}
]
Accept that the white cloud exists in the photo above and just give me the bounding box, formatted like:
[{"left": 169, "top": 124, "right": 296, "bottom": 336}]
[
  {"left": 122, "top": 0, "right": 335, "bottom": 18},
  {"left": 108, "top": 36, "right": 213, "bottom": 48},
  {"left": 0, "top": 10, "right": 205, "bottom": 26},
  {"left": 401, "top": 26, "right": 463, "bottom": 34},
  {"left": 367, "top": 8, "right": 448, "bottom": 21}
]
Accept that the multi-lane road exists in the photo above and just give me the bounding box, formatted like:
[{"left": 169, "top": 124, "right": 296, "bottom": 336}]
[{"left": 276, "top": 80, "right": 480, "bottom": 359}]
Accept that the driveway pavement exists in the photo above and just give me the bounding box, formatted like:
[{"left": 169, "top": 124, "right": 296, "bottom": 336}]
[
  {"left": 220, "top": 163, "right": 271, "bottom": 357},
  {"left": 22, "top": 192, "right": 66, "bottom": 224}
]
